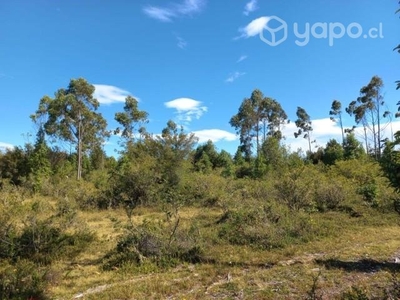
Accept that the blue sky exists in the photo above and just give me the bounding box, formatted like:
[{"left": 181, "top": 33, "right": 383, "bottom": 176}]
[{"left": 1, "top": 0, "right": 399, "bottom": 155}]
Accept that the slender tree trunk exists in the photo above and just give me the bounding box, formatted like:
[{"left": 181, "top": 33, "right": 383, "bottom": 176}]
[
  {"left": 307, "top": 133, "right": 312, "bottom": 153},
  {"left": 363, "top": 125, "right": 368, "bottom": 154},
  {"left": 77, "top": 118, "right": 82, "bottom": 180},
  {"left": 376, "top": 95, "right": 381, "bottom": 159},
  {"left": 263, "top": 121, "right": 266, "bottom": 145},
  {"left": 368, "top": 109, "right": 377, "bottom": 159},
  {"left": 339, "top": 113, "right": 345, "bottom": 147},
  {"left": 256, "top": 118, "right": 260, "bottom": 158}
]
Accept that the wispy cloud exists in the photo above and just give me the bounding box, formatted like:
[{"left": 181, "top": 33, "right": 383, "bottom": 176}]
[
  {"left": 178, "top": 0, "right": 205, "bottom": 14},
  {"left": 0, "top": 73, "right": 14, "bottom": 79},
  {"left": 143, "top": 0, "right": 206, "bottom": 22},
  {"left": 243, "top": 0, "right": 258, "bottom": 16},
  {"left": 165, "top": 98, "right": 207, "bottom": 124},
  {"left": 237, "top": 55, "right": 248, "bottom": 63},
  {"left": 143, "top": 6, "right": 176, "bottom": 22},
  {"left": 236, "top": 16, "right": 270, "bottom": 39},
  {"left": 176, "top": 36, "right": 188, "bottom": 49},
  {"left": 94, "top": 84, "right": 134, "bottom": 105},
  {"left": 0, "top": 142, "right": 14, "bottom": 151},
  {"left": 225, "top": 71, "right": 246, "bottom": 83},
  {"left": 192, "top": 129, "right": 237, "bottom": 143}
]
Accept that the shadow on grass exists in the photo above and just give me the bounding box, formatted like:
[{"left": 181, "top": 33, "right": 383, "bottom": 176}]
[{"left": 316, "top": 258, "right": 400, "bottom": 273}]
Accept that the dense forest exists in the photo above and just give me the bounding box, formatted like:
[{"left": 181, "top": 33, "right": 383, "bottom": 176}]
[{"left": 0, "top": 3, "right": 400, "bottom": 300}]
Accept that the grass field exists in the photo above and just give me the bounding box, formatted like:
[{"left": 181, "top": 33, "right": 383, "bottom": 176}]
[{"left": 44, "top": 205, "right": 400, "bottom": 300}]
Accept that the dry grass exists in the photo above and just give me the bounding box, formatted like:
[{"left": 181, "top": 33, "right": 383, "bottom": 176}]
[{"left": 43, "top": 205, "right": 400, "bottom": 300}]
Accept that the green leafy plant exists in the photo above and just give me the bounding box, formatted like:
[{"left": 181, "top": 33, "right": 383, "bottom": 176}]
[{"left": 0, "top": 259, "right": 48, "bottom": 300}]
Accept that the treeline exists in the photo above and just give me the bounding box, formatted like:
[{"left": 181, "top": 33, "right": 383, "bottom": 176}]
[
  {"left": 1, "top": 81, "right": 399, "bottom": 297},
  {"left": 1, "top": 74, "right": 399, "bottom": 193}
]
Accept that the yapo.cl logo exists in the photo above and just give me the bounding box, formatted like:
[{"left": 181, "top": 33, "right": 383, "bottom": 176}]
[
  {"left": 259, "top": 16, "right": 288, "bottom": 46},
  {"left": 259, "top": 16, "right": 384, "bottom": 47}
]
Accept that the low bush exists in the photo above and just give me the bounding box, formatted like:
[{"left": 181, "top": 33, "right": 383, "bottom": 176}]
[
  {"left": 314, "top": 182, "right": 345, "bottom": 212},
  {"left": 41, "top": 177, "right": 99, "bottom": 210},
  {"left": 0, "top": 259, "right": 48, "bottom": 300},
  {"left": 274, "top": 168, "right": 314, "bottom": 211},
  {"left": 217, "top": 205, "right": 316, "bottom": 249},
  {"left": 357, "top": 183, "right": 379, "bottom": 207},
  {"left": 0, "top": 195, "right": 95, "bottom": 264},
  {"left": 103, "top": 216, "right": 203, "bottom": 271},
  {"left": 179, "top": 173, "right": 229, "bottom": 207}
]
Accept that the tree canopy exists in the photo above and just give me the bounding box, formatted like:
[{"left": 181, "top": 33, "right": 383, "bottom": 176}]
[{"left": 31, "top": 78, "right": 109, "bottom": 180}]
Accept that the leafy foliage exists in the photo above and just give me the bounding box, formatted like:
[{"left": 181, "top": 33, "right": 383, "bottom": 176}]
[
  {"left": 381, "top": 136, "right": 400, "bottom": 192},
  {"left": 230, "top": 89, "right": 287, "bottom": 158},
  {"left": 323, "top": 139, "right": 344, "bottom": 165},
  {"left": 31, "top": 78, "right": 109, "bottom": 179},
  {"left": 343, "top": 133, "right": 365, "bottom": 160},
  {"left": 103, "top": 216, "right": 203, "bottom": 270},
  {"left": 294, "top": 106, "right": 313, "bottom": 153},
  {"left": 0, "top": 189, "right": 94, "bottom": 264},
  {"left": 2, "top": 72, "right": 400, "bottom": 299},
  {"left": 114, "top": 96, "right": 148, "bottom": 144},
  {"left": 329, "top": 100, "right": 345, "bottom": 145},
  {"left": 346, "top": 76, "right": 386, "bottom": 158},
  {"left": 0, "top": 259, "right": 49, "bottom": 300},
  {"left": 314, "top": 182, "right": 345, "bottom": 212},
  {"left": 274, "top": 167, "right": 314, "bottom": 211}
]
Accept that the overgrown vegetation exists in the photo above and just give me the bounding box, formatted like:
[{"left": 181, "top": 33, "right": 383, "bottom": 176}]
[
  {"left": 1, "top": 138, "right": 399, "bottom": 298},
  {"left": 0, "top": 4, "right": 399, "bottom": 297}
]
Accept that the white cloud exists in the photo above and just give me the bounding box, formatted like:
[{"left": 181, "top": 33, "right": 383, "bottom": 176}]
[
  {"left": 225, "top": 71, "right": 246, "bottom": 83},
  {"left": 177, "top": 0, "right": 206, "bottom": 14},
  {"left": 282, "top": 118, "right": 344, "bottom": 152},
  {"left": 237, "top": 16, "right": 271, "bottom": 39},
  {"left": 0, "top": 142, "right": 14, "bottom": 151},
  {"left": 143, "top": 0, "right": 206, "bottom": 22},
  {"left": 177, "top": 36, "right": 188, "bottom": 49},
  {"left": 281, "top": 118, "right": 400, "bottom": 152},
  {"left": 165, "top": 98, "right": 207, "bottom": 123},
  {"left": 243, "top": 0, "right": 258, "bottom": 16},
  {"left": 237, "top": 55, "right": 248, "bottom": 63},
  {"left": 352, "top": 120, "right": 400, "bottom": 147},
  {"left": 142, "top": 6, "right": 176, "bottom": 22},
  {"left": 192, "top": 129, "right": 237, "bottom": 143},
  {"left": 94, "top": 84, "right": 134, "bottom": 105}
]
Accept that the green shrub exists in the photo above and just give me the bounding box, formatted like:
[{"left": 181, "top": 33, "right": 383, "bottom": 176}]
[
  {"left": 12, "top": 218, "right": 94, "bottom": 265},
  {"left": 217, "top": 206, "right": 315, "bottom": 249},
  {"left": 314, "top": 183, "right": 345, "bottom": 212},
  {"left": 0, "top": 222, "right": 18, "bottom": 260},
  {"left": 104, "top": 155, "right": 161, "bottom": 209},
  {"left": 17, "top": 221, "right": 64, "bottom": 264},
  {"left": 274, "top": 169, "right": 314, "bottom": 211},
  {"left": 0, "top": 195, "right": 94, "bottom": 264},
  {"left": 179, "top": 173, "right": 228, "bottom": 207},
  {"left": 103, "top": 217, "right": 203, "bottom": 271},
  {"left": 0, "top": 259, "right": 48, "bottom": 300},
  {"left": 394, "top": 197, "right": 400, "bottom": 214},
  {"left": 218, "top": 209, "right": 275, "bottom": 248},
  {"left": 41, "top": 177, "right": 99, "bottom": 210},
  {"left": 356, "top": 182, "right": 379, "bottom": 208},
  {"left": 341, "top": 287, "right": 370, "bottom": 300}
]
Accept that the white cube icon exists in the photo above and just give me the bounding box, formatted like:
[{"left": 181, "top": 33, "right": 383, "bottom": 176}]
[{"left": 260, "top": 16, "right": 288, "bottom": 46}]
